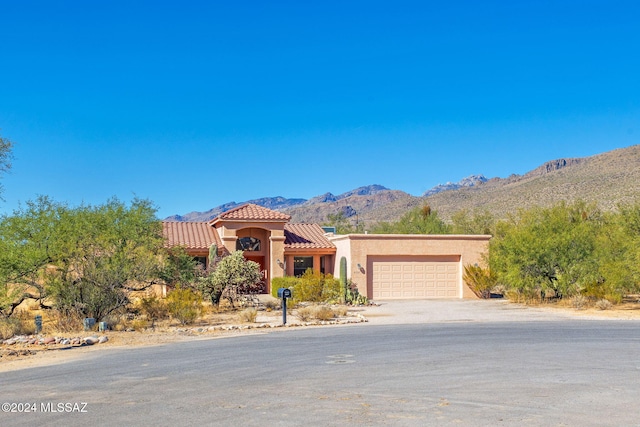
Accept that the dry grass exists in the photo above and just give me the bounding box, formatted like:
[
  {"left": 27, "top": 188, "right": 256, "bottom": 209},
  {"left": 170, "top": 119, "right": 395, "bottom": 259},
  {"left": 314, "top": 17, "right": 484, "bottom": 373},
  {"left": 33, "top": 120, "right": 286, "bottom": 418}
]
[
  {"left": 296, "top": 304, "right": 340, "bottom": 322},
  {"left": 313, "top": 306, "right": 335, "bottom": 321},
  {"left": 42, "top": 311, "right": 82, "bottom": 334},
  {"left": 595, "top": 299, "right": 613, "bottom": 310},
  {"left": 0, "top": 311, "right": 38, "bottom": 339},
  {"left": 237, "top": 308, "right": 258, "bottom": 323},
  {"left": 571, "top": 295, "right": 589, "bottom": 310},
  {"left": 263, "top": 299, "right": 280, "bottom": 311},
  {"left": 332, "top": 306, "right": 348, "bottom": 317},
  {"left": 296, "top": 306, "right": 314, "bottom": 322}
]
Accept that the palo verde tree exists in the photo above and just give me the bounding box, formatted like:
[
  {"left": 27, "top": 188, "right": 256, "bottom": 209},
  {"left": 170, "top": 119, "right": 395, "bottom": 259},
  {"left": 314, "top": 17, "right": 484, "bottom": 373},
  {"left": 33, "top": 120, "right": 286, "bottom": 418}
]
[
  {"left": 47, "top": 198, "right": 164, "bottom": 321},
  {"left": 591, "top": 203, "right": 640, "bottom": 300},
  {"left": 325, "top": 211, "right": 364, "bottom": 234},
  {"left": 489, "top": 200, "right": 603, "bottom": 300},
  {"left": 0, "top": 133, "right": 13, "bottom": 198},
  {"left": 0, "top": 197, "right": 62, "bottom": 317},
  {"left": 450, "top": 208, "right": 495, "bottom": 235},
  {"left": 158, "top": 246, "right": 200, "bottom": 289},
  {"left": 369, "top": 205, "right": 451, "bottom": 234},
  {"left": 0, "top": 196, "right": 165, "bottom": 320}
]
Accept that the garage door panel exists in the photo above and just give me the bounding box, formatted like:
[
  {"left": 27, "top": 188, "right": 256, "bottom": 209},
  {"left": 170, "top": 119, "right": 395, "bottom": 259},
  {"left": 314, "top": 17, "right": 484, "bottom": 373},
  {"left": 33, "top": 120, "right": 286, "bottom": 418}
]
[{"left": 370, "top": 255, "right": 460, "bottom": 299}]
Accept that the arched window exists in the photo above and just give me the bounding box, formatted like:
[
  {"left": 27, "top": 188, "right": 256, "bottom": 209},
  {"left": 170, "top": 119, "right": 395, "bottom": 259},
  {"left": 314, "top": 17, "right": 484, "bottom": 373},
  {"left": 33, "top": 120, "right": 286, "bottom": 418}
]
[{"left": 236, "top": 236, "right": 261, "bottom": 251}]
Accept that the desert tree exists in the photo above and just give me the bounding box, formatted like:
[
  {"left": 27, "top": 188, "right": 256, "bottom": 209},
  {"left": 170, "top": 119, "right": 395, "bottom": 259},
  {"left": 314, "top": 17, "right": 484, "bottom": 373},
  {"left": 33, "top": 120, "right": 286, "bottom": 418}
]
[
  {"left": 369, "top": 205, "right": 451, "bottom": 234},
  {"left": 451, "top": 208, "right": 495, "bottom": 235},
  {"left": 0, "top": 197, "right": 62, "bottom": 317},
  {"left": 47, "top": 198, "right": 164, "bottom": 320},
  {"left": 325, "top": 211, "right": 364, "bottom": 234},
  {"left": 490, "top": 201, "right": 603, "bottom": 300},
  {"left": 0, "top": 133, "right": 13, "bottom": 199}
]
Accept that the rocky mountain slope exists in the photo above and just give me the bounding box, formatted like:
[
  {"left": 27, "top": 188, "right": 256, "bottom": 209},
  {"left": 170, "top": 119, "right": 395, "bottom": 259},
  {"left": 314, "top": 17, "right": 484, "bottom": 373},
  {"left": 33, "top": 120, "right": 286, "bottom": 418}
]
[
  {"left": 165, "top": 185, "right": 392, "bottom": 222},
  {"left": 422, "top": 174, "right": 488, "bottom": 197},
  {"left": 368, "top": 144, "right": 639, "bottom": 226},
  {"left": 165, "top": 196, "right": 307, "bottom": 222},
  {"left": 166, "top": 145, "right": 640, "bottom": 227}
]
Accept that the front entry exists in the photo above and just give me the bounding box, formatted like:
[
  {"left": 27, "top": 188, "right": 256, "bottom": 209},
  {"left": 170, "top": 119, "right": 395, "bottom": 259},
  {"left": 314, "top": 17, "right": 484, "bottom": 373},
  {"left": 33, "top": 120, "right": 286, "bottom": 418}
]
[{"left": 244, "top": 255, "right": 267, "bottom": 293}]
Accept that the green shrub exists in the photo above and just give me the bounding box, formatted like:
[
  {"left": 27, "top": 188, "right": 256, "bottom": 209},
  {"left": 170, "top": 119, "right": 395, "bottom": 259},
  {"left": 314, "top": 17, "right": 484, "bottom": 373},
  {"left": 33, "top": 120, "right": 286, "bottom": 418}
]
[
  {"left": 293, "top": 269, "right": 323, "bottom": 302},
  {"left": 463, "top": 264, "right": 496, "bottom": 299},
  {"left": 138, "top": 295, "right": 169, "bottom": 327},
  {"left": 320, "top": 276, "right": 342, "bottom": 302},
  {"left": 292, "top": 270, "right": 340, "bottom": 304},
  {"left": 167, "top": 287, "right": 203, "bottom": 325},
  {"left": 271, "top": 277, "right": 299, "bottom": 298},
  {"left": 272, "top": 272, "right": 341, "bottom": 304},
  {"left": 604, "top": 293, "right": 623, "bottom": 305}
]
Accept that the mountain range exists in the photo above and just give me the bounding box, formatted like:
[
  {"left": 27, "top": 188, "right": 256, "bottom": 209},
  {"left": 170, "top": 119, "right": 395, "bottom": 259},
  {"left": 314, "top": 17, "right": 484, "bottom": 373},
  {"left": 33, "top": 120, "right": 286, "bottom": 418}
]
[{"left": 165, "top": 144, "right": 640, "bottom": 227}]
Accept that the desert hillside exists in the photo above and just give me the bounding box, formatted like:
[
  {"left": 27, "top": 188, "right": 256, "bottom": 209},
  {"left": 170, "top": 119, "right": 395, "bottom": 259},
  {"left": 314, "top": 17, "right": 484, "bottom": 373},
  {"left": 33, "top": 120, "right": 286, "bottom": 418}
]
[{"left": 167, "top": 144, "right": 640, "bottom": 228}]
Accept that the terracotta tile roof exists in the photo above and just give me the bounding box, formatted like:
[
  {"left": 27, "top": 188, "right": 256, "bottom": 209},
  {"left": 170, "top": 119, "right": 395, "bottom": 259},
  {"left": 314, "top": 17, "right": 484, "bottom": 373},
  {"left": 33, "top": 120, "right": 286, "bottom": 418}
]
[
  {"left": 211, "top": 203, "right": 291, "bottom": 223},
  {"left": 284, "top": 223, "right": 336, "bottom": 249},
  {"left": 162, "top": 221, "right": 222, "bottom": 250}
]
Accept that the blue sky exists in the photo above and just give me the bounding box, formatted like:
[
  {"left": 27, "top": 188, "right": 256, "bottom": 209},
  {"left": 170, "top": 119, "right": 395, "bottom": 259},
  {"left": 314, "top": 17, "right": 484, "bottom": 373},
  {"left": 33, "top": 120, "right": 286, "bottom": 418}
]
[{"left": 1, "top": 1, "right": 638, "bottom": 219}]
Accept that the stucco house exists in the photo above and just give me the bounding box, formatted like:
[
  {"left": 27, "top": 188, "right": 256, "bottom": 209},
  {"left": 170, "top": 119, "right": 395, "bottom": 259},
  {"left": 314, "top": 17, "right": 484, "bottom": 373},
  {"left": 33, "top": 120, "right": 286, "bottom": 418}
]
[{"left": 162, "top": 203, "right": 490, "bottom": 299}]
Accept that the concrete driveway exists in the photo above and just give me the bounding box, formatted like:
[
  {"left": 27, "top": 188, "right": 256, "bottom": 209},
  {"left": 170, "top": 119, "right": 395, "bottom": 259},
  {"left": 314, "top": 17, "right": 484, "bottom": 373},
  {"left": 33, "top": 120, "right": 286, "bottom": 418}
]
[{"left": 355, "top": 298, "right": 593, "bottom": 325}]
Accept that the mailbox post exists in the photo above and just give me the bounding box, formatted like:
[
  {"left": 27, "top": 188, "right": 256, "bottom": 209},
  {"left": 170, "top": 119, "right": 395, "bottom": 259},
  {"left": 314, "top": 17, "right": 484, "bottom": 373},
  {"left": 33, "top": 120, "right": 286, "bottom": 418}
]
[
  {"left": 277, "top": 288, "right": 292, "bottom": 325},
  {"left": 34, "top": 315, "right": 42, "bottom": 334}
]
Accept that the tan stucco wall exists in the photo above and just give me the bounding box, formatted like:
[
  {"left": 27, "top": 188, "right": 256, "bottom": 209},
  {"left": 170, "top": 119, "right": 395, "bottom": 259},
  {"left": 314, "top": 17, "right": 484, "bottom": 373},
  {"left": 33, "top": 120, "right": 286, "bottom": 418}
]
[
  {"left": 214, "top": 221, "right": 287, "bottom": 294},
  {"left": 269, "top": 233, "right": 286, "bottom": 288},
  {"left": 331, "top": 235, "right": 352, "bottom": 278},
  {"left": 329, "top": 234, "right": 491, "bottom": 299}
]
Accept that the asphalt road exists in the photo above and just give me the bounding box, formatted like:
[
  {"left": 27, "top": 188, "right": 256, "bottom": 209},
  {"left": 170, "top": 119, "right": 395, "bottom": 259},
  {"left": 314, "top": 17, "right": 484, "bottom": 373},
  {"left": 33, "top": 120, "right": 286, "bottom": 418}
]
[{"left": 2, "top": 306, "right": 640, "bottom": 426}]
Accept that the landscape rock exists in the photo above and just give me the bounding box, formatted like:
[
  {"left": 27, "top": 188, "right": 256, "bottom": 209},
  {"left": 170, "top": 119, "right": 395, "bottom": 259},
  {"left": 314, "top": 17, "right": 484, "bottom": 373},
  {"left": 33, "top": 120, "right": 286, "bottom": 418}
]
[{"left": 83, "top": 336, "right": 99, "bottom": 345}]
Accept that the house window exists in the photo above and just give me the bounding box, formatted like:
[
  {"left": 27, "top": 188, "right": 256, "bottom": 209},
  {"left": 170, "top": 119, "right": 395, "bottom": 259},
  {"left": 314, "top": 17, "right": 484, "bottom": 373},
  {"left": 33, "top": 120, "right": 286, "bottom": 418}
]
[
  {"left": 236, "top": 237, "right": 261, "bottom": 251},
  {"left": 193, "top": 256, "right": 207, "bottom": 269},
  {"left": 294, "top": 256, "right": 313, "bottom": 277}
]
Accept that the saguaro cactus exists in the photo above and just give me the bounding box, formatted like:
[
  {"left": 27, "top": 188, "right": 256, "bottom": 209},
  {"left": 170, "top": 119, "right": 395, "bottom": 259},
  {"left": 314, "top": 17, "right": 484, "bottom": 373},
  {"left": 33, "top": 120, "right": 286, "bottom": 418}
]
[
  {"left": 208, "top": 244, "right": 218, "bottom": 269},
  {"left": 339, "top": 256, "right": 347, "bottom": 303}
]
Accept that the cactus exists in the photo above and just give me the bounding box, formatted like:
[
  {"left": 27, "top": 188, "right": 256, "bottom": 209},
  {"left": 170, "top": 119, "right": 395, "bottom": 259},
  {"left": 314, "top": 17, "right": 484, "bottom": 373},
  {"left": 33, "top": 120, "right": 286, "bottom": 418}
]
[
  {"left": 344, "top": 280, "right": 368, "bottom": 305},
  {"left": 339, "top": 256, "right": 347, "bottom": 303},
  {"left": 208, "top": 244, "right": 218, "bottom": 269}
]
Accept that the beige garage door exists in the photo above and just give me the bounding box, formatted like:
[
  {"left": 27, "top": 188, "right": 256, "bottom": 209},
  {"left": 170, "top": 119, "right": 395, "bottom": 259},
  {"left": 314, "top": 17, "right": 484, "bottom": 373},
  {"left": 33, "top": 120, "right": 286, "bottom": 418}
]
[{"left": 370, "top": 255, "right": 461, "bottom": 299}]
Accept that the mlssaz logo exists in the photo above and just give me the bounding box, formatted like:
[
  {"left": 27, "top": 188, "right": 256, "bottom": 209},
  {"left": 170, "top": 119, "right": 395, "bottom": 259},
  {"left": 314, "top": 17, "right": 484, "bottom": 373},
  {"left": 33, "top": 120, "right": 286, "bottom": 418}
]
[{"left": 40, "top": 402, "right": 88, "bottom": 413}]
